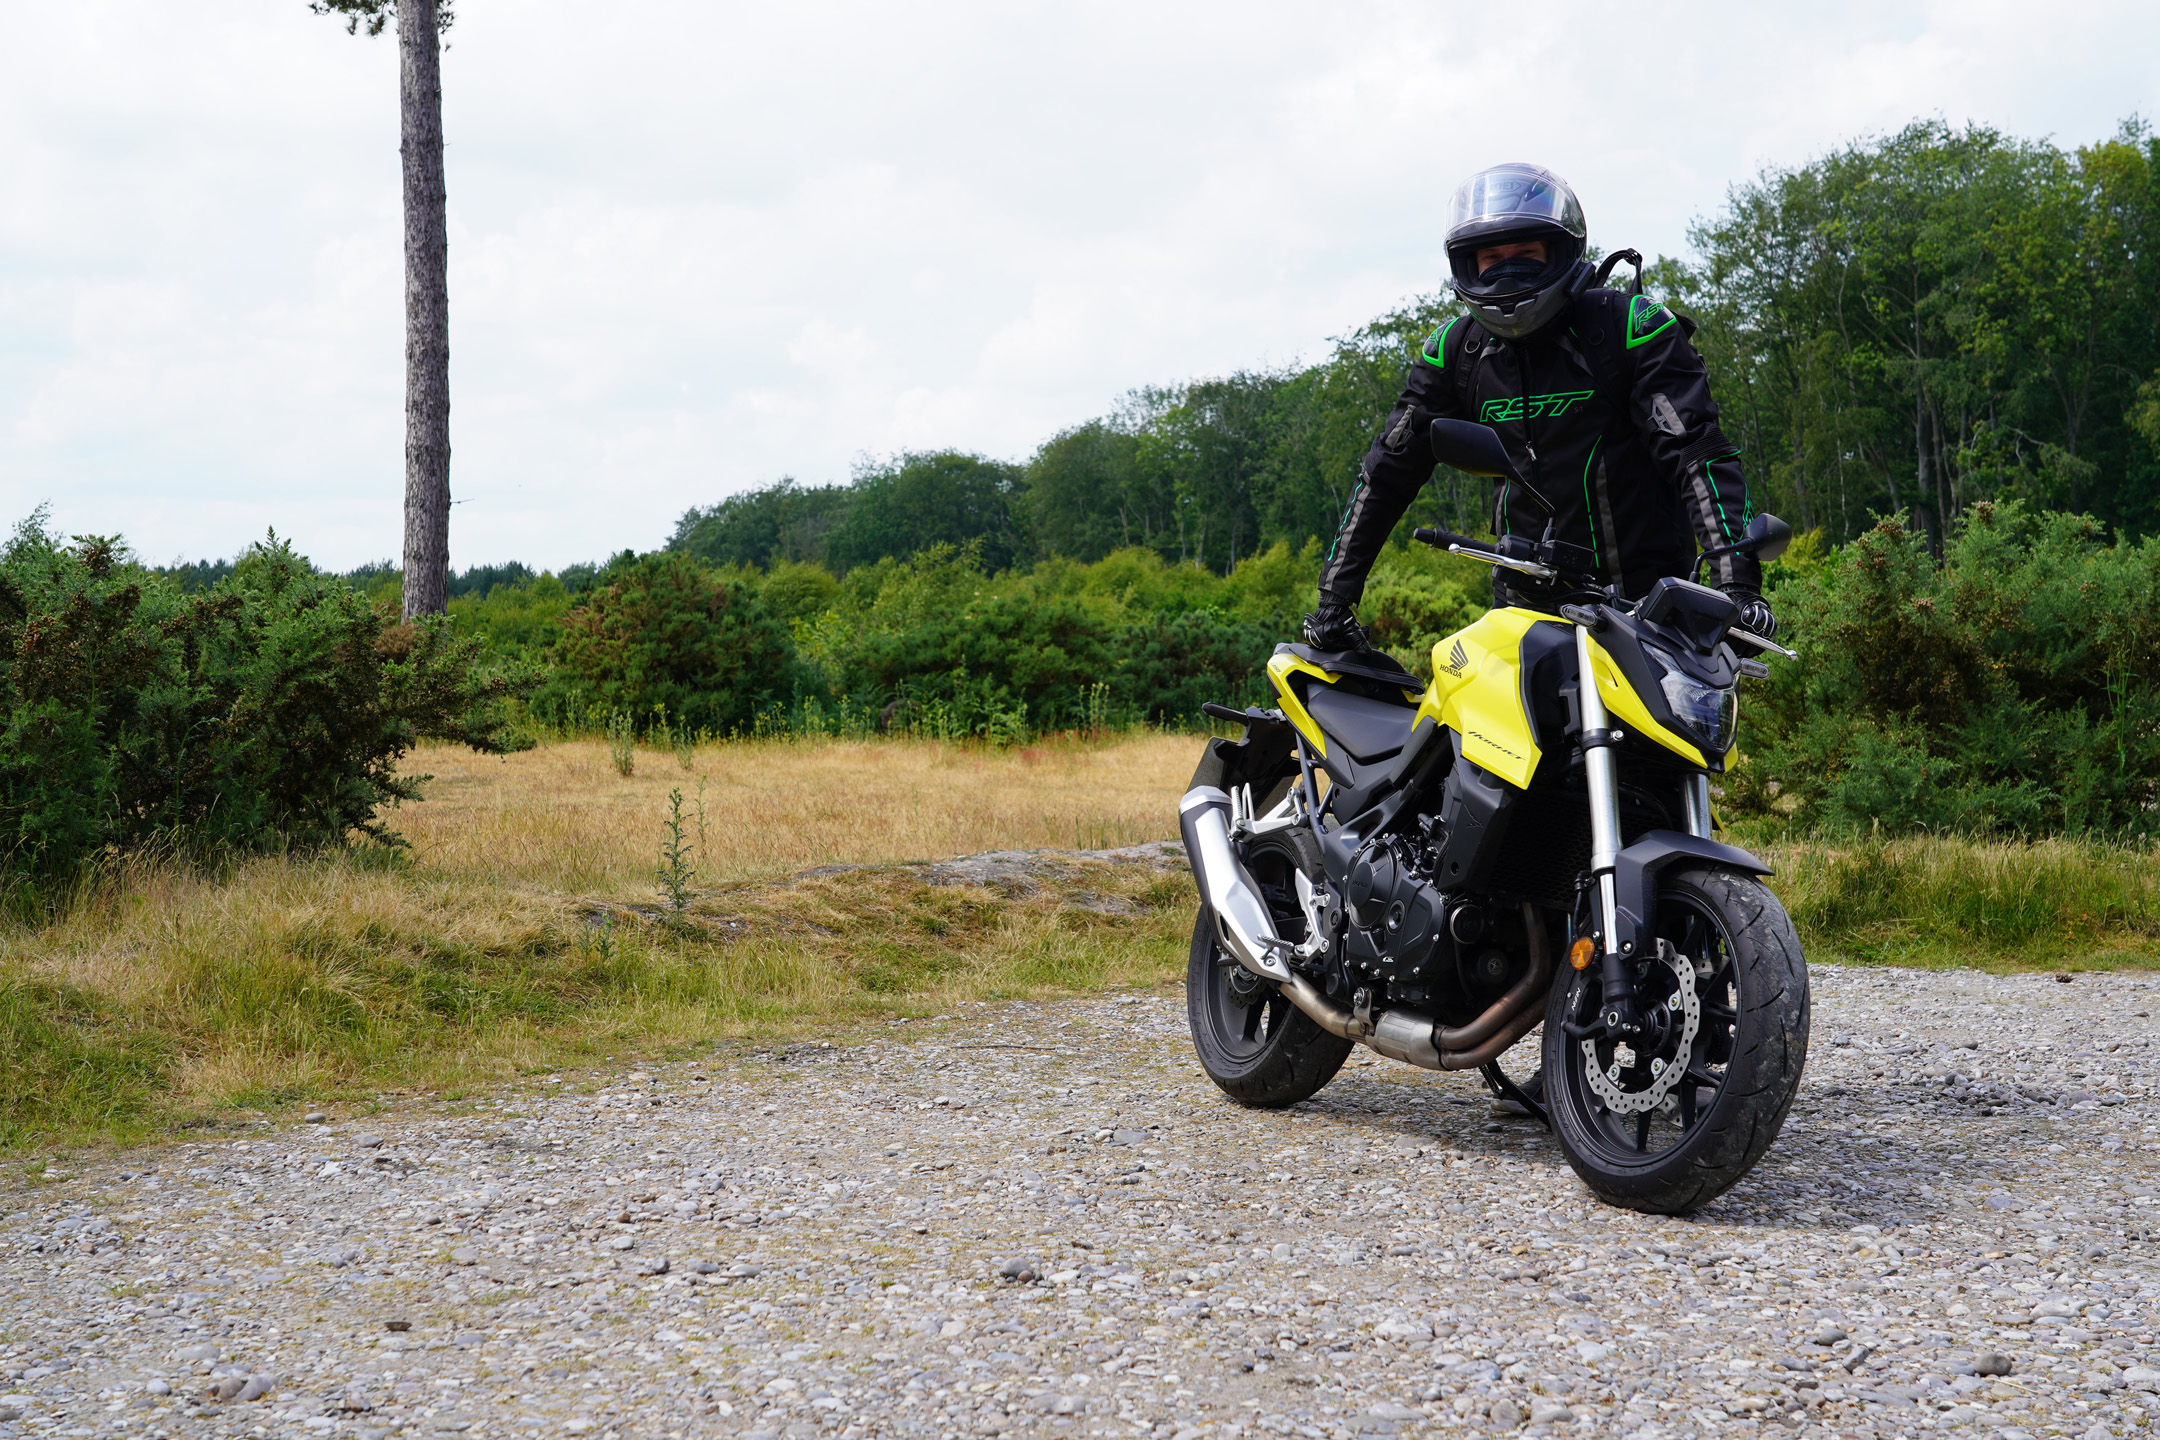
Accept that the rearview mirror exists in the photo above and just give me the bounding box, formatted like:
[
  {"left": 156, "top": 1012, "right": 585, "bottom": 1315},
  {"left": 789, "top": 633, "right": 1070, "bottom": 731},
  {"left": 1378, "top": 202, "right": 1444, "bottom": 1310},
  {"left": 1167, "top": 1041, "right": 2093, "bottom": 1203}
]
[
  {"left": 1744, "top": 513, "right": 1793, "bottom": 563},
  {"left": 1428, "top": 418, "right": 1513, "bottom": 478},
  {"left": 1429, "top": 418, "right": 1555, "bottom": 516}
]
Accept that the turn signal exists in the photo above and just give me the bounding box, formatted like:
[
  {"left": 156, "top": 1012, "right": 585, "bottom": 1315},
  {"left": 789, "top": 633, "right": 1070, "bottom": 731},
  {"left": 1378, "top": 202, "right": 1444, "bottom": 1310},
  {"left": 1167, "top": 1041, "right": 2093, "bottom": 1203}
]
[{"left": 1568, "top": 936, "right": 1598, "bottom": 971}]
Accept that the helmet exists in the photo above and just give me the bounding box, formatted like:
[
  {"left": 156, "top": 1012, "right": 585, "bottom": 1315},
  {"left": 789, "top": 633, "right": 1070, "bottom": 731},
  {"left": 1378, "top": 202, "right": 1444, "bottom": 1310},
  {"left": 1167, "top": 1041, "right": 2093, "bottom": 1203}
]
[{"left": 1444, "top": 163, "right": 1589, "bottom": 340}]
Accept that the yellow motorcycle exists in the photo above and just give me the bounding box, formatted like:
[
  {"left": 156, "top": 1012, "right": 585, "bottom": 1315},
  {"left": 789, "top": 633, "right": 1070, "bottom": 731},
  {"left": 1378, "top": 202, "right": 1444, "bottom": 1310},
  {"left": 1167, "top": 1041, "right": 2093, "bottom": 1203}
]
[{"left": 1179, "top": 418, "right": 1805, "bottom": 1213}]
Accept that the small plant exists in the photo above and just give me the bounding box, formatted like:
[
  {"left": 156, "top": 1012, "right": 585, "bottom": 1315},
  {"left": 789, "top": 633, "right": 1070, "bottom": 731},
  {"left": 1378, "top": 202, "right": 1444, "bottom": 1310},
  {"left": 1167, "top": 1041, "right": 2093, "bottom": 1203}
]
[
  {"left": 656, "top": 787, "right": 696, "bottom": 915},
  {"left": 1080, "top": 681, "right": 1112, "bottom": 738},
  {"left": 607, "top": 708, "right": 636, "bottom": 777},
  {"left": 986, "top": 704, "right": 1030, "bottom": 747},
  {"left": 579, "top": 918, "right": 621, "bottom": 964},
  {"left": 675, "top": 722, "right": 697, "bottom": 771}
]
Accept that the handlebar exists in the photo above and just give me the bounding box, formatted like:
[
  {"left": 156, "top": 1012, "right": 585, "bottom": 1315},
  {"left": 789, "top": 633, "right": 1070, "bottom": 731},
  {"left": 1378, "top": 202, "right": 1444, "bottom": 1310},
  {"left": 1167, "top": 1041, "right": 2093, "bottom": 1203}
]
[
  {"left": 1412, "top": 527, "right": 1558, "bottom": 581},
  {"left": 1412, "top": 526, "right": 1484, "bottom": 552}
]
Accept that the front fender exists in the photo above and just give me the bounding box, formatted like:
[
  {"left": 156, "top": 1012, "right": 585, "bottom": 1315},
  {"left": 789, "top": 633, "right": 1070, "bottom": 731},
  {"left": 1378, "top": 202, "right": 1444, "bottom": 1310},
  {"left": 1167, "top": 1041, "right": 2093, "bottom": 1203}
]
[{"left": 1611, "top": 830, "right": 1772, "bottom": 958}]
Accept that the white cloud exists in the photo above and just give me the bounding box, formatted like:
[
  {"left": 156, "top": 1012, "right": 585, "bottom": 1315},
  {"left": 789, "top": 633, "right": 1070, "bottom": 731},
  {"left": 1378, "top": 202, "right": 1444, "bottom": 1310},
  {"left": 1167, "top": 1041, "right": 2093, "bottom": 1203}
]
[{"left": 0, "top": 0, "right": 2152, "bottom": 569}]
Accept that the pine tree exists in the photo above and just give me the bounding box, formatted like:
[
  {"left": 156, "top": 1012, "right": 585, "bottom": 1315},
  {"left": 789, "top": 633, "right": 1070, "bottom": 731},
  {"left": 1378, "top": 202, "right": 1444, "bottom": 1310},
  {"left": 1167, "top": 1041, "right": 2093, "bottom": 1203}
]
[{"left": 311, "top": 0, "right": 454, "bottom": 618}]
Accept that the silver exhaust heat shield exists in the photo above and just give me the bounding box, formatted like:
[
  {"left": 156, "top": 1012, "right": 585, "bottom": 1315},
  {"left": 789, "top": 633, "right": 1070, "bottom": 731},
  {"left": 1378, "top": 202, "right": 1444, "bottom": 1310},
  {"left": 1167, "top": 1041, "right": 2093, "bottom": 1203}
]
[{"left": 1179, "top": 787, "right": 1292, "bottom": 981}]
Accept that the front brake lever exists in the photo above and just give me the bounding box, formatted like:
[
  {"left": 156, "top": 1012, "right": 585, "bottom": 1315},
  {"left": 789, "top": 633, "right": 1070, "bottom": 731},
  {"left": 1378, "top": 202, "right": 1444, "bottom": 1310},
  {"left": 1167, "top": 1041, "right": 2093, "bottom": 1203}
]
[
  {"left": 1451, "top": 545, "right": 1556, "bottom": 581},
  {"left": 1728, "top": 628, "right": 1796, "bottom": 659}
]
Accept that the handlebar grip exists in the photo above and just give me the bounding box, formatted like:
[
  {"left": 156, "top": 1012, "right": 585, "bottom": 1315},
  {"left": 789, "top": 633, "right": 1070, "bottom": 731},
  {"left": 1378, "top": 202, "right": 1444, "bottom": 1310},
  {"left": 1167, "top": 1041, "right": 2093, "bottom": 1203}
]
[{"left": 1413, "top": 527, "right": 1484, "bottom": 551}]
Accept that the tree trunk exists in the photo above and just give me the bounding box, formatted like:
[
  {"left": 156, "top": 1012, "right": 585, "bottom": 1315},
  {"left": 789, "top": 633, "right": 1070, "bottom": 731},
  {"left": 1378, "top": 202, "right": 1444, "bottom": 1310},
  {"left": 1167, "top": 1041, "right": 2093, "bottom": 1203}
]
[
  {"left": 1915, "top": 396, "right": 1941, "bottom": 555},
  {"left": 400, "top": 0, "right": 451, "bottom": 619}
]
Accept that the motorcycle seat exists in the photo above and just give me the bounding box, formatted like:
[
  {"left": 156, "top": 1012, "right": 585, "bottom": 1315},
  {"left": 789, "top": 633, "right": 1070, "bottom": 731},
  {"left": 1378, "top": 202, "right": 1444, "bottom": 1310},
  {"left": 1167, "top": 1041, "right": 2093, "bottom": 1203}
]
[
  {"left": 1277, "top": 642, "right": 1421, "bottom": 691},
  {"left": 1303, "top": 685, "right": 1420, "bottom": 764}
]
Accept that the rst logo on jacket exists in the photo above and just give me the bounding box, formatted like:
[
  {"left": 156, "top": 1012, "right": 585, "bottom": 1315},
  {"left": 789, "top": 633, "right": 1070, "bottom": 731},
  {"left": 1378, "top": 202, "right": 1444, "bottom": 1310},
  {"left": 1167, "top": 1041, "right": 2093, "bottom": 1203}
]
[{"left": 1479, "top": 390, "right": 1595, "bottom": 423}]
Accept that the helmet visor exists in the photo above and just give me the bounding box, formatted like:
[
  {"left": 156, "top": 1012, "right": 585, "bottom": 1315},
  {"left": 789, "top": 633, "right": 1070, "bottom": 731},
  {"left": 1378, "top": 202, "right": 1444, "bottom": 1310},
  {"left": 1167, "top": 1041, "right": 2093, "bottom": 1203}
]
[{"left": 1445, "top": 164, "right": 1587, "bottom": 244}]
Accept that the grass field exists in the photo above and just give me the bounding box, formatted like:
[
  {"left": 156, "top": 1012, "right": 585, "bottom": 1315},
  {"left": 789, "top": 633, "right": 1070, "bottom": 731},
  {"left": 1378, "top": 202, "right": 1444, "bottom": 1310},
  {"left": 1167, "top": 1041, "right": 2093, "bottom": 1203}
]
[
  {"left": 393, "top": 734, "right": 1190, "bottom": 891},
  {"left": 3, "top": 730, "right": 2157, "bottom": 1153},
  {"left": 0, "top": 734, "right": 1203, "bottom": 1150},
  {"left": 1760, "top": 831, "right": 2160, "bottom": 971}
]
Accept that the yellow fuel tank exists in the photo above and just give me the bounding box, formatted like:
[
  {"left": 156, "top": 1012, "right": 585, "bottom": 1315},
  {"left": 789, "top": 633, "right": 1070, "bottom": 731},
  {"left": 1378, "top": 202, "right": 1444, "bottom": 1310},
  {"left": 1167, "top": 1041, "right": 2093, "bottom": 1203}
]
[{"left": 1418, "top": 607, "right": 1556, "bottom": 789}]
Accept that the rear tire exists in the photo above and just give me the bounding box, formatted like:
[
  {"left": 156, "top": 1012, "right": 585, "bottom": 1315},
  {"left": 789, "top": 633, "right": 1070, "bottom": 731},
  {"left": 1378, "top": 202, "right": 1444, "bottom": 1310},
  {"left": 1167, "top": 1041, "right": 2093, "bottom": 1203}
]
[
  {"left": 1187, "top": 829, "right": 1352, "bottom": 1107},
  {"left": 1543, "top": 866, "right": 1809, "bottom": 1213}
]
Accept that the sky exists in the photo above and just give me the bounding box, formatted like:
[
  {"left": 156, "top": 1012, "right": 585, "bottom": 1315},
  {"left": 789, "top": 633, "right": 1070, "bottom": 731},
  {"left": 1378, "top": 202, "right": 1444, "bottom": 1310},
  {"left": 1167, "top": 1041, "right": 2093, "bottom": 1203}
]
[{"left": 2, "top": 1, "right": 2155, "bottom": 572}]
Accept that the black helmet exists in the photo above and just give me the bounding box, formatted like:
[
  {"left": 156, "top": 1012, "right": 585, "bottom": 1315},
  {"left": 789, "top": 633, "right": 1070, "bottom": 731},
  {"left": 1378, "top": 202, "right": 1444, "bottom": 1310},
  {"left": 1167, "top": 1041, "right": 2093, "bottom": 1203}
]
[{"left": 1444, "top": 163, "right": 1589, "bottom": 340}]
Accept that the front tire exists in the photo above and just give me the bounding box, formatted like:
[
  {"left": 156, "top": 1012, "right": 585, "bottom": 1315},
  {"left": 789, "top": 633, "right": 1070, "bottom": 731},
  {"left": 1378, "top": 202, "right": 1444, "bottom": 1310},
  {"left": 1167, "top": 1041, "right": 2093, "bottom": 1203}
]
[
  {"left": 1543, "top": 866, "right": 1809, "bottom": 1213},
  {"left": 1187, "top": 830, "right": 1352, "bottom": 1107}
]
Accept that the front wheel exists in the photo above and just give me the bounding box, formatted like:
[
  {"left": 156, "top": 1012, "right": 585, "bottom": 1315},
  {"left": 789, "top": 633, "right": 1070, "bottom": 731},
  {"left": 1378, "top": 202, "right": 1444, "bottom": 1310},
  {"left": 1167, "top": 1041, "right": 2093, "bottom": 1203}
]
[{"left": 1543, "top": 866, "right": 1809, "bottom": 1213}]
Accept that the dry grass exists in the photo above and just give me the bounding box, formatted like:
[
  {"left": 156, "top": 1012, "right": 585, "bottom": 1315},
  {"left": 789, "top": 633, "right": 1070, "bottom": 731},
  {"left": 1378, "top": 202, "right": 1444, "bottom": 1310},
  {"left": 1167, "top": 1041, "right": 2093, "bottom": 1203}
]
[
  {"left": 389, "top": 733, "right": 1198, "bottom": 892},
  {"left": 0, "top": 734, "right": 1204, "bottom": 1151}
]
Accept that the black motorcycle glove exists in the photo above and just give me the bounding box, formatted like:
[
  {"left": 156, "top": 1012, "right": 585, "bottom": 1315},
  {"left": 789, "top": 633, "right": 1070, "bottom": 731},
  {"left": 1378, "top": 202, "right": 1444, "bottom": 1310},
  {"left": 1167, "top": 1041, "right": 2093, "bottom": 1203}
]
[
  {"left": 1302, "top": 592, "right": 1379, "bottom": 656},
  {"left": 1722, "top": 586, "right": 1777, "bottom": 641}
]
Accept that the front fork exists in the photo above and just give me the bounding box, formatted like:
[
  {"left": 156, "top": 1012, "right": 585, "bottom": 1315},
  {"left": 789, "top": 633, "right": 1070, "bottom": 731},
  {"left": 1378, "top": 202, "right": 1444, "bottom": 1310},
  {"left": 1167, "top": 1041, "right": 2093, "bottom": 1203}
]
[{"left": 1572, "top": 625, "right": 1714, "bottom": 1035}]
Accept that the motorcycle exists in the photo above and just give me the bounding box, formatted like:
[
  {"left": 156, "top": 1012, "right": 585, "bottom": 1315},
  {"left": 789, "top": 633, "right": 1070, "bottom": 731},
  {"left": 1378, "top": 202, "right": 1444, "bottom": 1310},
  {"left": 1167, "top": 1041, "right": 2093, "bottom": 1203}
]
[{"left": 1179, "top": 417, "right": 1808, "bottom": 1213}]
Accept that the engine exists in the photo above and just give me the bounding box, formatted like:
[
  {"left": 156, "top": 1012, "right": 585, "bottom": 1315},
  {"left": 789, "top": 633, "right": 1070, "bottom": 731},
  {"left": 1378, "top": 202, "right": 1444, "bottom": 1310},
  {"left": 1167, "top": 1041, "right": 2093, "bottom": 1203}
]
[
  {"left": 1332, "top": 831, "right": 1534, "bottom": 1021},
  {"left": 1341, "top": 835, "right": 1442, "bottom": 988}
]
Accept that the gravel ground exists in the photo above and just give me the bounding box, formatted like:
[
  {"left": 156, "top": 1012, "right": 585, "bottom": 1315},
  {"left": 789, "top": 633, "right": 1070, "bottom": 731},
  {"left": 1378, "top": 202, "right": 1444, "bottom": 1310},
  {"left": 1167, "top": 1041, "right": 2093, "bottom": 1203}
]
[{"left": 6, "top": 962, "right": 2159, "bottom": 1440}]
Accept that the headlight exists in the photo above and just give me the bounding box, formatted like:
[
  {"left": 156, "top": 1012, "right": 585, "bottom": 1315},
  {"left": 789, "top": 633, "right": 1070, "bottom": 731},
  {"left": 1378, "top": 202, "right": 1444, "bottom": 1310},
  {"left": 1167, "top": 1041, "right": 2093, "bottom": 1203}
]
[{"left": 1645, "top": 644, "right": 1737, "bottom": 753}]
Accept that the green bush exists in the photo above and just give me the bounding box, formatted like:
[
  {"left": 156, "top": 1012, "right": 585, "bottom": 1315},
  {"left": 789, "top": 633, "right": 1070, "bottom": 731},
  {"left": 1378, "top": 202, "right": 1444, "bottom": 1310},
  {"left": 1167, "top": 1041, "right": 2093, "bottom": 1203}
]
[
  {"left": 543, "top": 551, "right": 792, "bottom": 736},
  {"left": 457, "top": 532, "right": 1494, "bottom": 744},
  {"left": 0, "top": 517, "right": 528, "bottom": 880},
  {"left": 1732, "top": 501, "right": 2160, "bottom": 835},
  {"left": 448, "top": 572, "right": 574, "bottom": 662},
  {"left": 1360, "top": 546, "right": 1487, "bottom": 680},
  {"left": 783, "top": 544, "right": 1290, "bottom": 732}
]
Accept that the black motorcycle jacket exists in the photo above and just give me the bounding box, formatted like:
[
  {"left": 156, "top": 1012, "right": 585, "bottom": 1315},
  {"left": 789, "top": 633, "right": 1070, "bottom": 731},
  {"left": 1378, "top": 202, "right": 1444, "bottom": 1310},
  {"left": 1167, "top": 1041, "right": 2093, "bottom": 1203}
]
[{"left": 1318, "top": 279, "right": 1760, "bottom": 606}]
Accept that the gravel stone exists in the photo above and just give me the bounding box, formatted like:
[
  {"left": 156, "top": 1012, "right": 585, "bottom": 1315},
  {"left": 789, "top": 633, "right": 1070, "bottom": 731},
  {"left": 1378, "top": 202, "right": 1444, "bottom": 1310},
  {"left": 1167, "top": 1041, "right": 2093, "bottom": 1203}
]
[{"left": 4, "top": 962, "right": 2159, "bottom": 1438}]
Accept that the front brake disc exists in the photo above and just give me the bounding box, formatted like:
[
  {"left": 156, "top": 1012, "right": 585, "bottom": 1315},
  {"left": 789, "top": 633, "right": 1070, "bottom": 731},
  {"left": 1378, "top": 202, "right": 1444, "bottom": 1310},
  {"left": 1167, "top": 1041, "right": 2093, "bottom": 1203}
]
[{"left": 1581, "top": 941, "right": 1700, "bottom": 1115}]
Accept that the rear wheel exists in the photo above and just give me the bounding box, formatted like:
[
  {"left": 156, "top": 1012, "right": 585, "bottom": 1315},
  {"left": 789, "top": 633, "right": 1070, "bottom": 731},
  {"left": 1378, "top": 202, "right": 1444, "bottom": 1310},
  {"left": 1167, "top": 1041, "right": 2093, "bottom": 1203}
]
[
  {"left": 1187, "top": 830, "right": 1352, "bottom": 1106},
  {"left": 1543, "top": 866, "right": 1809, "bottom": 1213}
]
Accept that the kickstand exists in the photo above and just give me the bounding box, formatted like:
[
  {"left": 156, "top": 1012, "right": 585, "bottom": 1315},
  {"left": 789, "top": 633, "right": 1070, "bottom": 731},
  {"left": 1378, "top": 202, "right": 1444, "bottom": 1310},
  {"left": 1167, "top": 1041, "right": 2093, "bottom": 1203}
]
[{"left": 1480, "top": 1061, "right": 1549, "bottom": 1130}]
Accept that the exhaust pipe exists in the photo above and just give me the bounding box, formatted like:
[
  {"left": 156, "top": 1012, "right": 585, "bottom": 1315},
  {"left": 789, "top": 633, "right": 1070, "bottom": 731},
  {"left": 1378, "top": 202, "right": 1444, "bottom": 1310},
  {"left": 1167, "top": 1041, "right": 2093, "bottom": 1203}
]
[
  {"left": 1180, "top": 785, "right": 1551, "bottom": 1071},
  {"left": 1278, "top": 906, "right": 1550, "bottom": 1071},
  {"left": 1179, "top": 787, "right": 1292, "bottom": 981}
]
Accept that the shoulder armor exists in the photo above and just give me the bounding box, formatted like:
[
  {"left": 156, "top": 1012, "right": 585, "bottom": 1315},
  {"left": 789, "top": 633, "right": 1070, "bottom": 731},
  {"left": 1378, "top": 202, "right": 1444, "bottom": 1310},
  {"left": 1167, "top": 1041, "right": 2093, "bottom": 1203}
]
[
  {"left": 1419, "top": 315, "right": 1465, "bottom": 370},
  {"left": 1624, "top": 294, "right": 1679, "bottom": 349}
]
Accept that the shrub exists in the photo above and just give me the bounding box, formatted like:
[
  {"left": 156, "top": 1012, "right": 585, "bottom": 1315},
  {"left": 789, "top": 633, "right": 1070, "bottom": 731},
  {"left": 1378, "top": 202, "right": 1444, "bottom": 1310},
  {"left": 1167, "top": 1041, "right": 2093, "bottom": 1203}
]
[
  {"left": 0, "top": 518, "right": 528, "bottom": 880},
  {"left": 1731, "top": 502, "right": 2160, "bottom": 836},
  {"left": 448, "top": 571, "right": 574, "bottom": 662},
  {"left": 1360, "top": 570, "right": 1484, "bottom": 679},
  {"left": 544, "top": 551, "right": 792, "bottom": 736},
  {"left": 1113, "top": 610, "right": 1281, "bottom": 720},
  {"left": 758, "top": 561, "right": 840, "bottom": 621},
  {"left": 790, "top": 546, "right": 1290, "bottom": 732}
]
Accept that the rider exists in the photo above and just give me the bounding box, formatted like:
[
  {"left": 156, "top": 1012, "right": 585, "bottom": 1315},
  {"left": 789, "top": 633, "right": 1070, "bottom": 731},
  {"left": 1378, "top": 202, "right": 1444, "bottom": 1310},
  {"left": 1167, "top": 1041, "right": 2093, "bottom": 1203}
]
[{"left": 1302, "top": 162, "right": 1776, "bottom": 658}]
